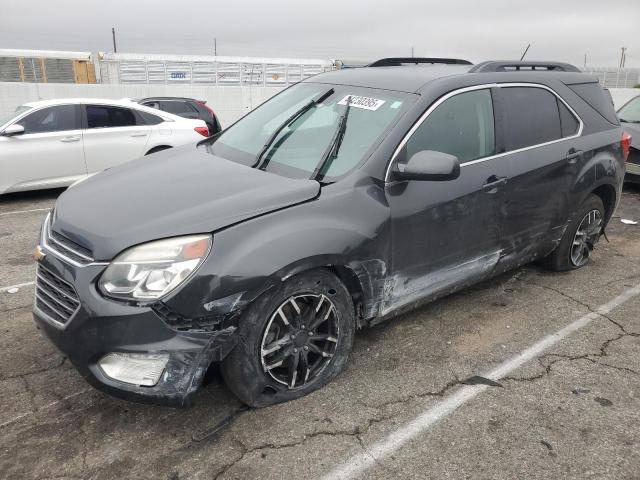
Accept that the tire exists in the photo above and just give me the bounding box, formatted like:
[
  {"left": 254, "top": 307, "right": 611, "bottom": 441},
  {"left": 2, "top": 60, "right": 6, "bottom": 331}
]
[
  {"left": 145, "top": 145, "right": 171, "bottom": 155},
  {"left": 221, "top": 269, "right": 355, "bottom": 407},
  {"left": 541, "top": 194, "right": 605, "bottom": 272}
]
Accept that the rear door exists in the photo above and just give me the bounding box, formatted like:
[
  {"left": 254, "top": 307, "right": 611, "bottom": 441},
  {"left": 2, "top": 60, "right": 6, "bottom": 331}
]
[
  {"left": 0, "top": 104, "right": 85, "bottom": 191},
  {"left": 81, "top": 104, "right": 151, "bottom": 173},
  {"left": 495, "top": 85, "right": 582, "bottom": 264},
  {"left": 385, "top": 87, "right": 511, "bottom": 313}
]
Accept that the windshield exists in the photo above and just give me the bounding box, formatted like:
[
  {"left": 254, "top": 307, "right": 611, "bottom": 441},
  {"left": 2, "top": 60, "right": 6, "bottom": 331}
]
[
  {"left": 207, "top": 83, "right": 413, "bottom": 180},
  {"left": 618, "top": 96, "right": 640, "bottom": 123},
  {"left": 0, "top": 105, "right": 31, "bottom": 128}
]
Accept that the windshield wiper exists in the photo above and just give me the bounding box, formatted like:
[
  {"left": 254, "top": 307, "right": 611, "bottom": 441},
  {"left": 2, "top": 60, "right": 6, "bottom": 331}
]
[
  {"left": 619, "top": 118, "right": 640, "bottom": 124},
  {"left": 310, "top": 96, "right": 353, "bottom": 182},
  {"left": 252, "top": 88, "right": 334, "bottom": 169}
]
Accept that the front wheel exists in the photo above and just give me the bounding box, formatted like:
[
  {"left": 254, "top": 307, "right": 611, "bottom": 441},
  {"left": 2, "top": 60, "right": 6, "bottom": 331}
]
[
  {"left": 221, "top": 269, "right": 355, "bottom": 407},
  {"left": 541, "top": 194, "right": 605, "bottom": 271}
]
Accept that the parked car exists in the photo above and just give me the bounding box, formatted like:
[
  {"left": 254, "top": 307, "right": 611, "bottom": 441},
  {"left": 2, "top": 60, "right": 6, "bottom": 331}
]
[
  {"left": 617, "top": 94, "right": 640, "bottom": 182},
  {"left": 33, "top": 59, "right": 628, "bottom": 408},
  {"left": 0, "top": 98, "right": 208, "bottom": 194},
  {"left": 136, "top": 97, "right": 221, "bottom": 136}
]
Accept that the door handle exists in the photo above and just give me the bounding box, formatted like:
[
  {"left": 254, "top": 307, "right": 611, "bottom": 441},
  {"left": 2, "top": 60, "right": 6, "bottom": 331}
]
[
  {"left": 130, "top": 132, "right": 148, "bottom": 137},
  {"left": 565, "top": 149, "right": 583, "bottom": 164},
  {"left": 482, "top": 175, "right": 508, "bottom": 192},
  {"left": 60, "top": 136, "right": 80, "bottom": 143}
]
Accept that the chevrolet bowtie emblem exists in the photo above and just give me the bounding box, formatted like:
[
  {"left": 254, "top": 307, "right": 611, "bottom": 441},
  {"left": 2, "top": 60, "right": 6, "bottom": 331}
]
[{"left": 34, "top": 245, "right": 46, "bottom": 262}]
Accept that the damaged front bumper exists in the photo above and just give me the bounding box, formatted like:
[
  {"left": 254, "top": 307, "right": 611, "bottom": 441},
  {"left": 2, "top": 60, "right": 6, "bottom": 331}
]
[{"left": 32, "top": 254, "right": 239, "bottom": 408}]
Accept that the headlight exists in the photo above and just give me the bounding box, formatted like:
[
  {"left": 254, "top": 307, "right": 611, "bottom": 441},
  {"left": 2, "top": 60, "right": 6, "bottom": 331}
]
[{"left": 98, "top": 235, "right": 211, "bottom": 301}]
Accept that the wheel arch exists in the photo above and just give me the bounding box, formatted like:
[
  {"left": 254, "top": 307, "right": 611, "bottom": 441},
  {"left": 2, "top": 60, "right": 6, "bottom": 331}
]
[
  {"left": 145, "top": 145, "right": 172, "bottom": 155},
  {"left": 591, "top": 182, "right": 617, "bottom": 225}
]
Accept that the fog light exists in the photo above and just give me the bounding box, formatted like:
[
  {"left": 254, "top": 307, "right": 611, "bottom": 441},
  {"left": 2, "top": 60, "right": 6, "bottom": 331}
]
[{"left": 98, "top": 353, "right": 169, "bottom": 386}]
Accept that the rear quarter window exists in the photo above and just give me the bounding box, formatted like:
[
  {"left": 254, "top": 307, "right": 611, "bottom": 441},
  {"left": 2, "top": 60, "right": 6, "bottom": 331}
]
[{"left": 567, "top": 82, "right": 619, "bottom": 125}]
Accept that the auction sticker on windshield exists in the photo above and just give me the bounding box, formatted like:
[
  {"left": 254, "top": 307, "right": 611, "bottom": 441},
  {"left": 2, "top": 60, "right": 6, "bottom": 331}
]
[{"left": 339, "top": 95, "right": 385, "bottom": 111}]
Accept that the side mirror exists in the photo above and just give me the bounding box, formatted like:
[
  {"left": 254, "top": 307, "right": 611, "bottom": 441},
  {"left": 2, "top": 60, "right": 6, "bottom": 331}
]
[
  {"left": 393, "top": 150, "right": 460, "bottom": 181},
  {"left": 1, "top": 124, "right": 25, "bottom": 137}
]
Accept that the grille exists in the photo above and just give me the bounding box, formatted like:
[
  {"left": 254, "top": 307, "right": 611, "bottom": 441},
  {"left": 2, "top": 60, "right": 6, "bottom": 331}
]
[
  {"left": 35, "top": 265, "right": 80, "bottom": 326},
  {"left": 44, "top": 215, "right": 95, "bottom": 266}
]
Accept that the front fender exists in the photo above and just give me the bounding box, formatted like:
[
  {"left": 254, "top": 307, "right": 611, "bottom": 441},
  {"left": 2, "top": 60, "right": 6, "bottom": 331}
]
[{"left": 164, "top": 175, "right": 391, "bottom": 321}]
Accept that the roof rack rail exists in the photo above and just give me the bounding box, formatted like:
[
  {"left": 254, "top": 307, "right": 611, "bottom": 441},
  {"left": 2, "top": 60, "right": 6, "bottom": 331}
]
[
  {"left": 368, "top": 57, "right": 473, "bottom": 67},
  {"left": 469, "top": 60, "right": 581, "bottom": 73}
]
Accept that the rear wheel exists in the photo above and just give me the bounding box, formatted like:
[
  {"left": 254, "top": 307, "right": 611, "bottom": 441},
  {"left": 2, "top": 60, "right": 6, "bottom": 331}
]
[
  {"left": 541, "top": 194, "right": 605, "bottom": 271},
  {"left": 221, "top": 269, "right": 355, "bottom": 407}
]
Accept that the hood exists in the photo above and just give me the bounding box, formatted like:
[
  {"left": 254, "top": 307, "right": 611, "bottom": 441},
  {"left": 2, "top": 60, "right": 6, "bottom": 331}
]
[
  {"left": 621, "top": 121, "right": 640, "bottom": 150},
  {"left": 52, "top": 145, "right": 320, "bottom": 260}
]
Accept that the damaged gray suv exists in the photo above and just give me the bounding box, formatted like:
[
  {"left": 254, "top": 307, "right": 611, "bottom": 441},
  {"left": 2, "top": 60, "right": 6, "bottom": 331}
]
[{"left": 33, "top": 59, "right": 629, "bottom": 407}]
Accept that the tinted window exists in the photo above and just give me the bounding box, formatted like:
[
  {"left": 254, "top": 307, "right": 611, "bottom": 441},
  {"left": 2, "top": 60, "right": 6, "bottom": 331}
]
[
  {"left": 19, "top": 105, "right": 80, "bottom": 134},
  {"left": 142, "top": 101, "right": 160, "bottom": 109},
  {"left": 501, "top": 87, "right": 561, "bottom": 150},
  {"left": 568, "top": 82, "right": 619, "bottom": 125},
  {"left": 86, "top": 105, "right": 137, "bottom": 129},
  {"left": 161, "top": 101, "right": 198, "bottom": 116},
  {"left": 405, "top": 89, "right": 495, "bottom": 164},
  {"left": 136, "top": 110, "right": 164, "bottom": 125},
  {"left": 558, "top": 100, "right": 579, "bottom": 137}
]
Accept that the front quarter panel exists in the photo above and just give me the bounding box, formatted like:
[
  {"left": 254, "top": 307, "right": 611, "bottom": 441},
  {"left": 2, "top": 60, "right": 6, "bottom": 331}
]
[{"left": 163, "top": 173, "right": 391, "bottom": 322}]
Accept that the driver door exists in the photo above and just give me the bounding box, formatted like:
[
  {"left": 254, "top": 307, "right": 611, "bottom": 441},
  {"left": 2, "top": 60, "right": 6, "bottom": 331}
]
[{"left": 384, "top": 87, "right": 511, "bottom": 314}]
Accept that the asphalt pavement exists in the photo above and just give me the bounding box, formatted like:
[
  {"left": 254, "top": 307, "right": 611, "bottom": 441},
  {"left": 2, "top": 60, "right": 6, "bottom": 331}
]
[{"left": 1, "top": 185, "right": 639, "bottom": 480}]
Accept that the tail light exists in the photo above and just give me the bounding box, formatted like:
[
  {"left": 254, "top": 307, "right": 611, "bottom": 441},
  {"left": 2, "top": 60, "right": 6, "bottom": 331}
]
[
  {"left": 194, "top": 126, "right": 209, "bottom": 137},
  {"left": 621, "top": 131, "right": 632, "bottom": 162},
  {"left": 197, "top": 100, "right": 218, "bottom": 121}
]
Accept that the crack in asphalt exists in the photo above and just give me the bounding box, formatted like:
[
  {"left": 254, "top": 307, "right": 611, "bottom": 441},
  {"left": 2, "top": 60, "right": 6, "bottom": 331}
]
[
  {"left": 210, "top": 415, "right": 395, "bottom": 480},
  {"left": 208, "top": 281, "right": 640, "bottom": 478},
  {"left": 0, "top": 356, "right": 67, "bottom": 382}
]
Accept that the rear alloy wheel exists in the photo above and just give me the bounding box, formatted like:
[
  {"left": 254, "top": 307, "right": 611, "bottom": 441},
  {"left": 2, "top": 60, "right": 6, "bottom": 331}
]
[
  {"left": 541, "top": 194, "right": 605, "bottom": 271},
  {"left": 569, "top": 209, "right": 603, "bottom": 267},
  {"left": 221, "top": 269, "right": 354, "bottom": 407}
]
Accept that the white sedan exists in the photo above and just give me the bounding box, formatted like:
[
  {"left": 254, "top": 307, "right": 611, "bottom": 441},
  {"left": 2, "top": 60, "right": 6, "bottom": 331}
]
[{"left": 0, "top": 98, "right": 209, "bottom": 194}]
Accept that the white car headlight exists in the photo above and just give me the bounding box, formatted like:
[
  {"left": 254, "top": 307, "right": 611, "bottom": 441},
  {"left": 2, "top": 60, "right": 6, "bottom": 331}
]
[{"left": 98, "top": 235, "right": 212, "bottom": 301}]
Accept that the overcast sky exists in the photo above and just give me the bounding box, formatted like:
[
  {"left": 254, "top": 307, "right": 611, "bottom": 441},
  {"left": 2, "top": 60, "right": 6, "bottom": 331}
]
[{"left": 1, "top": 0, "right": 638, "bottom": 67}]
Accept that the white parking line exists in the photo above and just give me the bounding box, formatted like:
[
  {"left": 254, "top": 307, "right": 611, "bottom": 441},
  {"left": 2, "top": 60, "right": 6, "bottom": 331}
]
[
  {"left": 0, "top": 281, "right": 35, "bottom": 293},
  {"left": 0, "top": 207, "right": 51, "bottom": 217},
  {"left": 322, "top": 283, "right": 640, "bottom": 480}
]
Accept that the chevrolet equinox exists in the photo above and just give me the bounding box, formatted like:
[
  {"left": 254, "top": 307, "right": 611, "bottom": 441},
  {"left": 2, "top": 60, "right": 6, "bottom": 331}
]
[{"left": 33, "top": 59, "right": 630, "bottom": 407}]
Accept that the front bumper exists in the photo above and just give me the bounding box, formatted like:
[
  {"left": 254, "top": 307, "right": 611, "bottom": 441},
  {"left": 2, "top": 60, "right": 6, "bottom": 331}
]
[{"left": 32, "top": 253, "right": 238, "bottom": 407}]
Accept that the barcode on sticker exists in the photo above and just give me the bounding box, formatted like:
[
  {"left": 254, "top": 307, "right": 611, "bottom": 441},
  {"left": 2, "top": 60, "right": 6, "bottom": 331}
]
[{"left": 338, "top": 95, "right": 385, "bottom": 111}]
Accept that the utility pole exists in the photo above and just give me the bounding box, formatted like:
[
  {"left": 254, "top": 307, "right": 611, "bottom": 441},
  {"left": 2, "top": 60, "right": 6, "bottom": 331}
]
[
  {"left": 411, "top": 46, "right": 414, "bottom": 58},
  {"left": 620, "top": 47, "right": 627, "bottom": 68},
  {"left": 214, "top": 38, "right": 217, "bottom": 56},
  {"left": 112, "top": 27, "right": 117, "bottom": 53},
  {"left": 520, "top": 43, "right": 530, "bottom": 61},
  {"left": 584, "top": 53, "right": 587, "bottom": 68}
]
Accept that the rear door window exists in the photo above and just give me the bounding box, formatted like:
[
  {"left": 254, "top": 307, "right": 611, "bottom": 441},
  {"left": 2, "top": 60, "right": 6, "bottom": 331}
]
[
  {"left": 500, "top": 87, "right": 562, "bottom": 150},
  {"left": 19, "top": 105, "right": 80, "bottom": 134},
  {"left": 405, "top": 88, "right": 496, "bottom": 164},
  {"left": 85, "top": 105, "right": 138, "bottom": 129}
]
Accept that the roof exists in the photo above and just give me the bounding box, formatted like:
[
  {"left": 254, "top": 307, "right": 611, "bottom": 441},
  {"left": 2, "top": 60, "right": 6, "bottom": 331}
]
[
  {"left": 0, "top": 49, "right": 91, "bottom": 60},
  {"left": 305, "top": 65, "right": 473, "bottom": 93},
  {"left": 19, "top": 98, "right": 182, "bottom": 121},
  {"left": 22, "top": 98, "right": 143, "bottom": 108},
  {"left": 305, "top": 64, "right": 597, "bottom": 94}
]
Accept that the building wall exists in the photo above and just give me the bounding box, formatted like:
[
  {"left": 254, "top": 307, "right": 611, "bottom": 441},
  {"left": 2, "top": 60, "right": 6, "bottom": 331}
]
[{"left": 0, "top": 82, "right": 286, "bottom": 127}]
